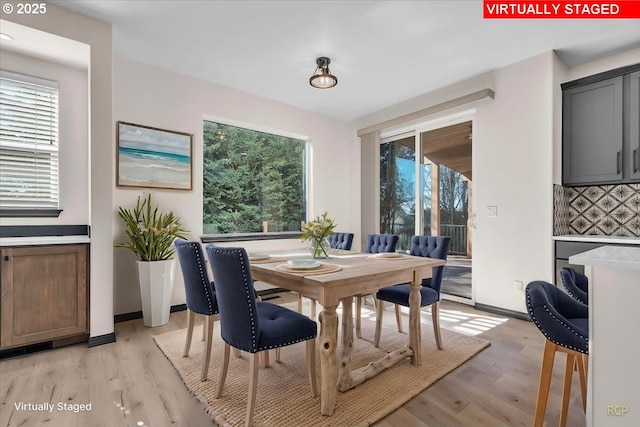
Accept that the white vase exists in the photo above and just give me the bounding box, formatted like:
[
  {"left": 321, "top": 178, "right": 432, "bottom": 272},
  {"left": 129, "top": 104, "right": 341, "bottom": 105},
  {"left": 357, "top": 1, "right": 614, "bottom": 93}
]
[{"left": 136, "top": 259, "right": 175, "bottom": 327}]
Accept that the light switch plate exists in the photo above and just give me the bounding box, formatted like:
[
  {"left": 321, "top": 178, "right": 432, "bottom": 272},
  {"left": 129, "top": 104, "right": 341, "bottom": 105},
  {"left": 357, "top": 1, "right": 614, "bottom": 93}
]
[{"left": 486, "top": 206, "right": 497, "bottom": 217}]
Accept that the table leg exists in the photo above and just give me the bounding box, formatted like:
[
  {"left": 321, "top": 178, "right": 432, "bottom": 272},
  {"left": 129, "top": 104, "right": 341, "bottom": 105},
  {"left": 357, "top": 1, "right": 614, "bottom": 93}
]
[
  {"left": 319, "top": 304, "right": 338, "bottom": 416},
  {"left": 338, "top": 297, "right": 354, "bottom": 391},
  {"left": 408, "top": 271, "right": 422, "bottom": 366}
]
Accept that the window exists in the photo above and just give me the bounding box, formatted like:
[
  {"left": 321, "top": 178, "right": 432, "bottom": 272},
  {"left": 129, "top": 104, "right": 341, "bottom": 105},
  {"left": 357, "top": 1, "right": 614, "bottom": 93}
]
[
  {"left": 203, "top": 120, "right": 306, "bottom": 234},
  {"left": 0, "top": 71, "right": 60, "bottom": 215}
]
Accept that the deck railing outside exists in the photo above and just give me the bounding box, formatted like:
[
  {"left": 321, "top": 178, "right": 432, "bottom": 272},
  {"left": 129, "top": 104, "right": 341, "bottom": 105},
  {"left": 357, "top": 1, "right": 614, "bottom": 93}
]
[{"left": 387, "top": 223, "right": 467, "bottom": 256}]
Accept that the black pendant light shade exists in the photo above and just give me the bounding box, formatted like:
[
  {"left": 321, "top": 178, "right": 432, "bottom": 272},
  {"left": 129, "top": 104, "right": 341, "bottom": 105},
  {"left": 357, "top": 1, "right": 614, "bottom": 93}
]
[{"left": 309, "top": 57, "right": 337, "bottom": 89}]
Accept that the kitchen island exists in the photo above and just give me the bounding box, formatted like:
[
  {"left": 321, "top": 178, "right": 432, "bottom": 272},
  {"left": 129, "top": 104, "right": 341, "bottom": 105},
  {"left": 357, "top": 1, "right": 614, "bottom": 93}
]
[{"left": 569, "top": 245, "right": 640, "bottom": 427}]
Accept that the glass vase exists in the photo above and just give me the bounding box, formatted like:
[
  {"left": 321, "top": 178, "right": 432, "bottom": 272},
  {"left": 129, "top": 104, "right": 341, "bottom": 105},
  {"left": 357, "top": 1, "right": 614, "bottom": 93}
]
[{"left": 309, "top": 237, "right": 331, "bottom": 259}]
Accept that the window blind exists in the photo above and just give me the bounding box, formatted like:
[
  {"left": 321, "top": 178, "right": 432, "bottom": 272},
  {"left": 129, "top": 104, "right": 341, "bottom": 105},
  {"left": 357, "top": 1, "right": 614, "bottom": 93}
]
[{"left": 0, "top": 71, "right": 59, "bottom": 210}]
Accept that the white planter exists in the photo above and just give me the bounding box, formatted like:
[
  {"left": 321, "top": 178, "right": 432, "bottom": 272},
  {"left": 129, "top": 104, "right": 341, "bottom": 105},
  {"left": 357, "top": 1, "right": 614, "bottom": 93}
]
[{"left": 136, "top": 259, "right": 175, "bottom": 327}]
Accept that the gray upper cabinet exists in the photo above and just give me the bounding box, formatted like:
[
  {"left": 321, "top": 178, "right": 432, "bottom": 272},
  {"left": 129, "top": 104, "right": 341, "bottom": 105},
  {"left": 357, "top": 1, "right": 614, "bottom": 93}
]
[
  {"left": 563, "top": 76, "right": 623, "bottom": 185},
  {"left": 630, "top": 71, "right": 640, "bottom": 181},
  {"left": 562, "top": 63, "right": 640, "bottom": 186}
]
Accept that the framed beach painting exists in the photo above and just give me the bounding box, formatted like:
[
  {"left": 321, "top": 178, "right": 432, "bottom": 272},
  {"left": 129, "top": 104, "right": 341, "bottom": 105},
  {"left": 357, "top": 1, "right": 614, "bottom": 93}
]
[{"left": 117, "top": 121, "right": 193, "bottom": 190}]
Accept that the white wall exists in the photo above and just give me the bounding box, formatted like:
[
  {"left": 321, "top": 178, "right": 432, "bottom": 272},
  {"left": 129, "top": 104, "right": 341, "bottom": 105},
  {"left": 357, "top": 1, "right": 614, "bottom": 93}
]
[
  {"left": 5, "top": 2, "right": 115, "bottom": 338},
  {"left": 473, "top": 52, "right": 556, "bottom": 313},
  {"left": 113, "top": 57, "right": 359, "bottom": 314},
  {"left": 0, "top": 50, "right": 89, "bottom": 226}
]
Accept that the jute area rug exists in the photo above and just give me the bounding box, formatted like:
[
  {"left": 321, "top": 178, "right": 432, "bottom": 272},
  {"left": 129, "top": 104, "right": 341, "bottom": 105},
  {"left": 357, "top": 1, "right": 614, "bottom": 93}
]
[{"left": 154, "top": 318, "right": 490, "bottom": 427}]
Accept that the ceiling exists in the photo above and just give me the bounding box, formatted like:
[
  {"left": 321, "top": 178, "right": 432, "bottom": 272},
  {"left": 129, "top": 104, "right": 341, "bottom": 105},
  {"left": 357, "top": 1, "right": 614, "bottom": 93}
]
[{"left": 7, "top": 1, "right": 640, "bottom": 122}]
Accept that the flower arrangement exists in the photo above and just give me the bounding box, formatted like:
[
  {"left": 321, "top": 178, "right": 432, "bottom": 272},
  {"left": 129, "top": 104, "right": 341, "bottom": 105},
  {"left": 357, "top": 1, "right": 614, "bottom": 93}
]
[
  {"left": 115, "top": 194, "right": 187, "bottom": 261},
  {"left": 301, "top": 211, "right": 337, "bottom": 258}
]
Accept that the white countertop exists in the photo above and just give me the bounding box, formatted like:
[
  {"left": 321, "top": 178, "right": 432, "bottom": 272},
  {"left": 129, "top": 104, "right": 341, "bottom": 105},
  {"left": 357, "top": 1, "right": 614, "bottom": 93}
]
[
  {"left": 0, "top": 236, "right": 90, "bottom": 246},
  {"left": 553, "top": 235, "right": 640, "bottom": 245},
  {"left": 569, "top": 245, "right": 640, "bottom": 270}
]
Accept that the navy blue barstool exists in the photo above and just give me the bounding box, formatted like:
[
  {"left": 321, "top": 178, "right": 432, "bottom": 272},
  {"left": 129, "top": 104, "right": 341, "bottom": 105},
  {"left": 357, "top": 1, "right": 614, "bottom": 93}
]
[
  {"left": 526, "top": 280, "right": 589, "bottom": 427},
  {"left": 328, "top": 232, "right": 354, "bottom": 250},
  {"left": 174, "top": 239, "right": 218, "bottom": 381},
  {"left": 205, "top": 244, "right": 317, "bottom": 427},
  {"left": 355, "top": 233, "right": 399, "bottom": 338},
  {"left": 374, "top": 236, "right": 450, "bottom": 349},
  {"left": 560, "top": 267, "right": 589, "bottom": 305}
]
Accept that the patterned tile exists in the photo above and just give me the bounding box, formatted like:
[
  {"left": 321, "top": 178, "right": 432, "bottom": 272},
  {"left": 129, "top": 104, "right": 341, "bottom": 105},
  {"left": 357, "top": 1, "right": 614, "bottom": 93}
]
[
  {"left": 583, "top": 186, "right": 605, "bottom": 202},
  {"left": 572, "top": 195, "right": 590, "bottom": 213},
  {"left": 555, "top": 183, "right": 640, "bottom": 238},
  {"left": 553, "top": 184, "right": 570, "bottom": 235},
  {"left": 610, "top": 184, "right": 635, "bottom": 203}
]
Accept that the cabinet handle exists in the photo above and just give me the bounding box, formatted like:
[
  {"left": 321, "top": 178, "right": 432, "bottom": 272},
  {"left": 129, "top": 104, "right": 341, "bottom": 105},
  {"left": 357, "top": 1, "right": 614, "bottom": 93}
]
[
  {"left": 617, "top": 151, "right": 621, "bottom": 174},
  {"left": 635, "top": 149, "right": 638, "bottom": 173},
  {"left": 3, "top": 256, "right": 8, "bottom": 261}
]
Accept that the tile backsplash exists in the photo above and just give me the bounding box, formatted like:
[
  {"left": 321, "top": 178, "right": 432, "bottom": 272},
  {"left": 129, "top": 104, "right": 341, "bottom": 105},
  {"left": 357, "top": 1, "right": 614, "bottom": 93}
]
[{"left": 553, "top": 183, "right": 640, "bottom": 237}]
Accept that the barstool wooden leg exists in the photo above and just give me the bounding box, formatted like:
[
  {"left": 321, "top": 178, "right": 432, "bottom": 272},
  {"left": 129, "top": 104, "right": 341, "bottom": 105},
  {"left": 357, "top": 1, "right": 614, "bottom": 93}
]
[
  {"left": 577, "top": 354, "right": 588, "bottom": 412},
  {"left": 560, "top": 353, "right": 575, "bottom": 427},
  {"left": 534, "top": 341, "right": 556, "bottom": 427}
]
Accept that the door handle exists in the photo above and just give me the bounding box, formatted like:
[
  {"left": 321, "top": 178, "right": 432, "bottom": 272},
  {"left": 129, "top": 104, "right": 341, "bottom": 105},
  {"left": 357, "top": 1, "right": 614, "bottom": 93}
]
[
  {"left": 634, "top": 149, "right": 638, "bottom": 173},
  {"left": 617, "top": 151, "right": 621, "bottom": 174}
]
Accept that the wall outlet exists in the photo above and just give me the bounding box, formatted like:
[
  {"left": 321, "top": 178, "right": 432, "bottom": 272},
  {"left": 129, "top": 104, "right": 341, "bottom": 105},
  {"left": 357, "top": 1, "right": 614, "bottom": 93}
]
[
  {"left": 514, "top": 280, "right": 524, "bottom": 292},
  {"left": 487, "top": 206, "right": 498, "bottom": 217}
]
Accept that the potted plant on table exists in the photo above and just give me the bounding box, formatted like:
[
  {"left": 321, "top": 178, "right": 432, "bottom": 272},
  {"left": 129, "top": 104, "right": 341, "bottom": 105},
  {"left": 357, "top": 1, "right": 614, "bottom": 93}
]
[
  {"left": 301, "top": 212, "right": 337, "bottom": 259},
  {"left": 115, "top": 194, "right": 187, "bottom": 327}
]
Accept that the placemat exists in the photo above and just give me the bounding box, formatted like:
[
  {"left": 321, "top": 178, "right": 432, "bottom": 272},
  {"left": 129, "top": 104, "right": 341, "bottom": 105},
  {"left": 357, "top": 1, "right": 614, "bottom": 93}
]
[{"left": 275, "top": 263, "right": 343, "bottom": 275}]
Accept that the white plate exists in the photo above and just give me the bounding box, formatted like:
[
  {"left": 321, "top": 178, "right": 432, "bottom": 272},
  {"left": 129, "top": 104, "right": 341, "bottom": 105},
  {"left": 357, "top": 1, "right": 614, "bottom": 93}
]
[
  {"left": 287, "top": 259, "right": 321, "bottom": 270},
  {"left": 378, "top": 252, "right": 403, "bottom": 258},
  {"left": 248, "top": 253, "right": 270, "bottom": 261}
]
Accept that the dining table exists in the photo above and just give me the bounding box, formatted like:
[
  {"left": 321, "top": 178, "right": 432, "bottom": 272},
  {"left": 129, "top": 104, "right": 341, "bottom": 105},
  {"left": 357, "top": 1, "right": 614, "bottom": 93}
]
[{"left": 249, "top": 249, "right": 446, "bottom": 416}]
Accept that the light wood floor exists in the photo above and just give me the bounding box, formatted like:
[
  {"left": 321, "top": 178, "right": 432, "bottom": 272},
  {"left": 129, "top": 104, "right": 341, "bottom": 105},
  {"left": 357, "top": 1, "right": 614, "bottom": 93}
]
[{"left": 0, "top": 295, "right": 586, "bottom": 427}]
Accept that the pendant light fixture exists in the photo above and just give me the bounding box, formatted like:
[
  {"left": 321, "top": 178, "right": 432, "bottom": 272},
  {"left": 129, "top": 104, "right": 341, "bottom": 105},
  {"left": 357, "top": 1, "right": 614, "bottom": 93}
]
[{"left": 309, "top": 57, "right": 337, "bottom": 89}]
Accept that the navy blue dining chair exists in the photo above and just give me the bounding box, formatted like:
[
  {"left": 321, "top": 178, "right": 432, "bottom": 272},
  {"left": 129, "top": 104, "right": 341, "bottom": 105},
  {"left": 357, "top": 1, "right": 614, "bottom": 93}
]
[
  {"left": 328, "top": 232, "right": 354, "bottom": 250},
  {"left": 374, "top": 236, "right": 450, "bottom": 349},
  {"left": 526, "top": 280, "right": 588, "bottom": 427},
  {"left": 355, "top": 233, "right": 399, "bottom": 338},
  {"left": 205, "top": 244, "right": 317, "bottom": 427},
  {"left": 174, "top": 239, "right": 219, "bottom": 381},
  {"left": 560, "top": 267, "right": 589, "bottom": 305}
]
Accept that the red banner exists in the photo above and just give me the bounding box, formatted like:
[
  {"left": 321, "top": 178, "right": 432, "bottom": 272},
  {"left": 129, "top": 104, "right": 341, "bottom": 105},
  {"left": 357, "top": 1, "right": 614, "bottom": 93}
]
[{"left": 484, "top": 1, "right": 640, "bottom": 18}]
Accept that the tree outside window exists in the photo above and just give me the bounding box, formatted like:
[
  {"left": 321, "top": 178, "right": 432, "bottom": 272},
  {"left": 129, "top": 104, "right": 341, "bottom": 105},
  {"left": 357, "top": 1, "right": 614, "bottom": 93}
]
[{"left": 202, "top": 121, "right": 306, "bottom": 234}]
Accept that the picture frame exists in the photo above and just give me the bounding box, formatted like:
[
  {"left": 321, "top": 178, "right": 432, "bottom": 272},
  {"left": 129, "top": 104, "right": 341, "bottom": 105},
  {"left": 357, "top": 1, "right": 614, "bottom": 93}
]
[{"left": 116, "top": 121, "right": 193, "bottom": 190}]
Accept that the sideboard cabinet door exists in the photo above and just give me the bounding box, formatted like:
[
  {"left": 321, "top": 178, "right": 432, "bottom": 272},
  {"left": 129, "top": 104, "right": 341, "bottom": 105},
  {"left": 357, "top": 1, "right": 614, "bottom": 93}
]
[{"left": 1, "top": 244, "right": 88, "bottom": 349}]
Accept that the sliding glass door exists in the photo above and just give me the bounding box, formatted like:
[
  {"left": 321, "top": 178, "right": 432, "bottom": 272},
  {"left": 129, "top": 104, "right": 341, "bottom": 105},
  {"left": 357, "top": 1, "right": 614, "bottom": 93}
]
[
  {"left": 379, "top": 134, "right": 416, "bottom": 251},
  {"left": 379, "top": 119, "right": 473, "bottom": 301}
]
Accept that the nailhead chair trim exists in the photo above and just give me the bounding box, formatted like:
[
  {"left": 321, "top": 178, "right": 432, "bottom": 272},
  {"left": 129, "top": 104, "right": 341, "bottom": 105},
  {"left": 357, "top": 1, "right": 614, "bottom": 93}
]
[{"left": 560, "top": 267, "right": 589, "bottom": 305}]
